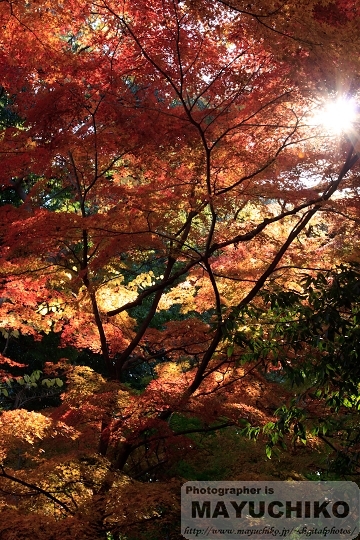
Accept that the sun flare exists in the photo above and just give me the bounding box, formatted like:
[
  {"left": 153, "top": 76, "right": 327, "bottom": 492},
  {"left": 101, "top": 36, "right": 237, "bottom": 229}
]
[{"left": 313, "top": 96, "right": 357, "bottom": 134}]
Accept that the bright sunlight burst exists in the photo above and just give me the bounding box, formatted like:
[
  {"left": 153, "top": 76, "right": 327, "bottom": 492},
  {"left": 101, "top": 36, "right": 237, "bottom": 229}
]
[{"left": 313, "top": 96, "right": 357, "bottom": 134}]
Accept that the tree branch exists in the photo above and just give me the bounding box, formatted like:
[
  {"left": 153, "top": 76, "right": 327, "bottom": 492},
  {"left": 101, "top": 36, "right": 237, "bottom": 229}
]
[{"left": 0, "top": 466, "right": 74, "bottom": 515}]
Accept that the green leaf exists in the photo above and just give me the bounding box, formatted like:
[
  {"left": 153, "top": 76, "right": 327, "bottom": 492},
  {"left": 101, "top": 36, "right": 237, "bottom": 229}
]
[
  {"left": 32, "top": 370, "right": 42, "bottom": 382},
  {"left": 55, "top": 378, "right": 63, "bottom": 387},
  {"left": 265, "top": 445, "right": 272, "bottom": 459},
  {"left": 227, "top": 345, "right": 234, "bottom": 358}
]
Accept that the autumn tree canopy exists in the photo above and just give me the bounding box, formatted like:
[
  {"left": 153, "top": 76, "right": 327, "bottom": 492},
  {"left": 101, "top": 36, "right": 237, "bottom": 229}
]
[{"left": 1, "top": 0, "right": 360, "bottom": 538}]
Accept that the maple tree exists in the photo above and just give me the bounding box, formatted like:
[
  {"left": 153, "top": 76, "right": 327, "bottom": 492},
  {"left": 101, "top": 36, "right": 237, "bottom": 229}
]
[
  {"left": 1, "top": 0, "right": 360, "bottom": 537},
  {"left": 254, "top": 263, "right": 360, "bottom": 468}
]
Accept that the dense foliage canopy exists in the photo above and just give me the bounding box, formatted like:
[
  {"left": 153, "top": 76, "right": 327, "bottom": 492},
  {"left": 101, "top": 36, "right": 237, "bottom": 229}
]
[{"left": 1, "top": 0, "right": 360, "bottom": 538}]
